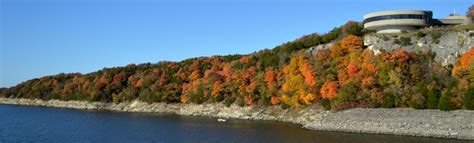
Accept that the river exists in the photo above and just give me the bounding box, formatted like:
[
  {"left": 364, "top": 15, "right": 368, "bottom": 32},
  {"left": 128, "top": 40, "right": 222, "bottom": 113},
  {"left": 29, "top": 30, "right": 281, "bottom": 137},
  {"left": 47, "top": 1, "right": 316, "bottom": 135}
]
[{"left": 0, "top": 104, "right": 469, "bottom": 143}]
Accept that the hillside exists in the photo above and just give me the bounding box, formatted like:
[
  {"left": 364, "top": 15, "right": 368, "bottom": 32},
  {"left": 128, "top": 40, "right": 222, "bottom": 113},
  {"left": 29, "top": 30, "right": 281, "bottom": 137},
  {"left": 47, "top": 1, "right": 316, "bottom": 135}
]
[{"left": 1, "top": 22, "right": 473, "bottom": 111}]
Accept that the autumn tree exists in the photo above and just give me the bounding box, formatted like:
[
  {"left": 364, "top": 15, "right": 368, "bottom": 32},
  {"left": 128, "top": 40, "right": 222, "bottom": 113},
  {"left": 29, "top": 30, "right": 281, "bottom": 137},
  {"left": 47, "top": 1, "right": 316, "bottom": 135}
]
[
  {"left": 3, "top": 21, "right": 473, "bottom": 111},
  {"left": 452, "top": 47, "right": 474, "bottom": 109},
  {"left": 341, "top": 21, "right": 364, "bottom": 37},
  {"left": 320, "top": 81, "right": 338, "bottom": 99},
  {"left": 452, "top": 47, "right": 474, "bottom": 88},
  {"left": 281, "top": 52, "right": 317, "bottom": 107}
]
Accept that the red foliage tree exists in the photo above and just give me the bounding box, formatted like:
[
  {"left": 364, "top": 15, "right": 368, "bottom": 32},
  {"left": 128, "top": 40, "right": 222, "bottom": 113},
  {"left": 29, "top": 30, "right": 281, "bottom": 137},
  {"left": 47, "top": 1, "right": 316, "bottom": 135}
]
[{"left": 265, "top": 69, "right": 277, "bottom": 90}]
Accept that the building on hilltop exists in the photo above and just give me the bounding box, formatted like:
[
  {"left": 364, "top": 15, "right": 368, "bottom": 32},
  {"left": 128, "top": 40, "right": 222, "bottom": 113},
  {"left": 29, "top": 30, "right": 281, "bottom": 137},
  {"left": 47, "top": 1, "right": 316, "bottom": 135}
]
[{"left": 363, "top": 10, "right": 473, "bottom": 33}]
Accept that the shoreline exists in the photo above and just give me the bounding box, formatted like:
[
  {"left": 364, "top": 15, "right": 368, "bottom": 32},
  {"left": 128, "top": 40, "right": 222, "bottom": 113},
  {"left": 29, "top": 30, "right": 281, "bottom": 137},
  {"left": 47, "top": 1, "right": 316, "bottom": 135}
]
[{"left": 0, "top": 97, "right": 473, "bottom": 140}]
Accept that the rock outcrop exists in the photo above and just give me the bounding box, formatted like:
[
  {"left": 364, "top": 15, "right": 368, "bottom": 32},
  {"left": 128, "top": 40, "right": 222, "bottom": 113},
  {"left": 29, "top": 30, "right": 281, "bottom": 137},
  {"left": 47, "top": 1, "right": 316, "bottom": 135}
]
[
  {"left": 306, "top": 26, "right": 474, "bottom": 66},
  {"left": 364, "top": 29, "right": 474, "bottom": 65}
]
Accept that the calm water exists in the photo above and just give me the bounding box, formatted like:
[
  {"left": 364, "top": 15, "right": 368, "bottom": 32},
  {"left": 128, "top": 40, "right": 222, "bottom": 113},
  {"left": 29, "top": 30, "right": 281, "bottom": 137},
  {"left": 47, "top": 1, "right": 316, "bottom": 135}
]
[{"left": 0, "top": 104, "right": 470, "bottom": 143}]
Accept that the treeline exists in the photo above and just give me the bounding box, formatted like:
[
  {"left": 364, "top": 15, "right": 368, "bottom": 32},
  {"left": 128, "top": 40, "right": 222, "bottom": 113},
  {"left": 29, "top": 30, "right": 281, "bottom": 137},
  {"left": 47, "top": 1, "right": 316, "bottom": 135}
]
[{"left": 1, "top": 22, "right": 473, "bottom": 111}]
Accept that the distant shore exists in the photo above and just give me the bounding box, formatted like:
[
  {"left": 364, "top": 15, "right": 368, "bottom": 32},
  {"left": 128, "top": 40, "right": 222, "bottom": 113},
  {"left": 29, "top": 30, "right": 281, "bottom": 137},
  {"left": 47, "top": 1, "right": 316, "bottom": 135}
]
[{"left": 0, "top": 97, "right": 473, "bottom": 140}]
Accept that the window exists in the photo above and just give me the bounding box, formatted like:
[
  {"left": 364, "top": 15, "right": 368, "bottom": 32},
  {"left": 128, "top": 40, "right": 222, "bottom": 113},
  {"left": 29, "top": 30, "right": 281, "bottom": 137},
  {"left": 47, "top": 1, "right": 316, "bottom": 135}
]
[{"left": 363, "top": 14, "right": 430, "bottom": 24}]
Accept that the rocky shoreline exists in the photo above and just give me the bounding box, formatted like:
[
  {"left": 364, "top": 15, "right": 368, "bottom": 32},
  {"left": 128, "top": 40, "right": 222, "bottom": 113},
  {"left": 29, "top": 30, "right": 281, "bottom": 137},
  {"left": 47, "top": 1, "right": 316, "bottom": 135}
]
[{"left": 0, "top": 97, "right": 473, "bottom": 140}]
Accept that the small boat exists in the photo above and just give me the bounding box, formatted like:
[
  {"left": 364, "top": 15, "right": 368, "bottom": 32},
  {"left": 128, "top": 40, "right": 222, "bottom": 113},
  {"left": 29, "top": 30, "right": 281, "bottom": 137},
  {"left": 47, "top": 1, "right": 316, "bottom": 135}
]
[{"left": 217, "top": 118, "right": 228, "bottom": 122}]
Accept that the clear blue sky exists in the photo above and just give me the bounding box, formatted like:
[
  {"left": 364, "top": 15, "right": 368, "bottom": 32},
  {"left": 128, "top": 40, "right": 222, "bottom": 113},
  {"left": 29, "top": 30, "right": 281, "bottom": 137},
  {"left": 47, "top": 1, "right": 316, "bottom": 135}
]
[{"left": 0, "top": 0, "right": 471, "bottom": 87}]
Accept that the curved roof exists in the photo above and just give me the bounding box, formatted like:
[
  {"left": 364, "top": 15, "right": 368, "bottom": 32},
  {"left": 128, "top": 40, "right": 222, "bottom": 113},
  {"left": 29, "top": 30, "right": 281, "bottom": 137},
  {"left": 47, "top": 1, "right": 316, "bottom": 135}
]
[{"left": 363, "top": 10, "right": 432, "bottom": 19}]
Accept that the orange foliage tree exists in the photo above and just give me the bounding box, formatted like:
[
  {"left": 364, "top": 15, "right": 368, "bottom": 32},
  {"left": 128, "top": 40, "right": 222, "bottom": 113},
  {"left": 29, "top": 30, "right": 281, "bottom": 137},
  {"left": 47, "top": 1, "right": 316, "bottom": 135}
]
[
  {"left": 271, "top": 96, "right": 281, "bottom": 105},
  {"left": 265, "top": 69, "right": 277, "bottom": 90},
  {"left": 452, "top": 47, "right": 474, "bottom": 79},
  {"left": 320, "top": 81, "right": 339, "bottom": 99},
  {"left": 281, "top": 53, "right": 317, "bottom": 107},
  {"left": 211, "top": 81, "right": 222, "bottom": 97},
  {"left": 452, "top": 47, "right": 474, "bottom": 89},
  {"left": 240, "top": 56, "right": 249, "bottom": 64},
  {"left": 340, "top": 35, "right": 363, "bottom": 54}
]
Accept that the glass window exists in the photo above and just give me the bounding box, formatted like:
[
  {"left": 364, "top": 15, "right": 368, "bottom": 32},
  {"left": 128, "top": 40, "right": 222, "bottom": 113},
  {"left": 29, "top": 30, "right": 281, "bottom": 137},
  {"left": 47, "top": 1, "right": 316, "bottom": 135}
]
[{"left": 363, "top": 14, "right": 430, "bottom": 24}]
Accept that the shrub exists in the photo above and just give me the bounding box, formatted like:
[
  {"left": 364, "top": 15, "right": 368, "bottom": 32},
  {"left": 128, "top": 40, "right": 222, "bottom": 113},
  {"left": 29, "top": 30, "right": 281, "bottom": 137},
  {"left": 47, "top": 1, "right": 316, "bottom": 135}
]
[
  {"left": 415, "top": 31, "right": 426, "bottom": 38},
  {"left": 260, "top": 96, "right": 272, "bottom": 106},
  {"left": 224, "top": 97, "right": 235, "bottom": 107},
  {"left": 334, "top": 81, "right": 358, "bottom": 103},
  {"left": 438, "top": 90, "right": 455, "bottom": 111},
  {"left": 280, "top": 102, "right": 290, "bottom": 109},
  {"left": 112, "top": 93, "right": 120, "bottom": 103},
  {"left": 138, "top": 89, "right": 161, "bottom": 103},
  {"left": 399, "top": 37, "right": 412, "bottom": 46},
  {"left": 0, "top": 88, "right": 6, "bottom": 97},
  {"left": 381, "top": 93, "right": 395, "bottom": 108},
  {"left": 393, "top": 39, "right": 401, "bottom": 45},
  {"left": 343, "top": 22, "right": 364, "bottom": 36},
  {"left": 234, "top": 97, "right": 246, "bottom": 107},
  {"left": 322, "top": 28, "right": 341, "bottom": 43},
  {"left": 430, "top": 32, "right": 442, "bottom": 44},
  {"left": 371, "top": 100, "right": 381, "bottom": 108},
  {"left": 382, "top": 35, "right": 390, "bottom": 41},
  {"left": 332, "top": 81, "right": 358, "bottom": 109},
  {"left": 320, "top": 98, "right": 331, "bottom": 110},
  {"left": 113, "top": 88, "right": 137, "bottom": 103},
  {"left": 190, "top": 85, "right": 205, "bottom": 104},
  {"left": 408, "top": 94, "right": 425, "bottom": 109},
  {"left": 426, "top": 90, "right": 440, "bottom": 109},
  {"left": 463, "top": 88, "right": 474, "bottom": 110},
  {"left": 212, "top": 94, "right": 224, "bottom": 102}
]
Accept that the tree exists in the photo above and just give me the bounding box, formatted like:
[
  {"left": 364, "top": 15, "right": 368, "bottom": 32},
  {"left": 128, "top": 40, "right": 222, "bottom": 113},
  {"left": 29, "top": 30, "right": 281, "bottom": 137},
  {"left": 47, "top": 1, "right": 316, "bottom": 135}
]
[
  {"left": 4, "top": 22, "right": 474, "bottom": 111},
  {"left": 438, "top": 89, "right": 456, "bottom": 111},
  {"left": 340, "top": 35, "right": 363, "bottom": 53},
  {"left": 281, "top": 53, "right": 317, "bottom": 107},
  {"left": 271, "top": 96, "right": 281, "bottom": 105},
  {"left": 240, "top": 56, "right": 249, "bottom": 64},
  {"left": 265, "top": 69, "right": 277, "bottom": 91},
  {"left": 347, "top": 63, "right": 359, "bottom": 77},
  {"left": 464, "top": 88, "right": 474, "bottom": 110},
  {"left": 299, "top": 59, "right": 317, "bottom": 86},
  {"left": 341, "top": 21, "right": 364, "bottom": 36},
  {"left": 221, "top": 63, "right": 232, "bottom": 81},
  {"left": 452, "top": 48, "right": 474, "bottom": 109},
  {"left": 452, "top": 47, "right": 474, "bottom": 84},
  {"left": 467, "top": 4, "right": 474, "bottom": 20},
  {"left": 320, "top": 81, "right": 338, "bottom": 99},
  {"left": 135, "top": 79, "right": 144, "bottom": 89},
  {"left": 211, "top": 81, "right": 222, "bottom": 98}
]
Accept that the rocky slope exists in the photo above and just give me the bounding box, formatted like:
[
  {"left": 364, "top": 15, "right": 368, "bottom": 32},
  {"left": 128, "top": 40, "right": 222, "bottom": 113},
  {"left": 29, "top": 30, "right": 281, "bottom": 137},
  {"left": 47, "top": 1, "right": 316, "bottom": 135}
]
[
  {"left": 1, "top": 97, "right": 473, "bottom": 140},
  {"left": 308, "top": 25, "right": 474, "bottom": 66},
  {"left": 364, "top": 30, "right": 473, "bottom": 65}
]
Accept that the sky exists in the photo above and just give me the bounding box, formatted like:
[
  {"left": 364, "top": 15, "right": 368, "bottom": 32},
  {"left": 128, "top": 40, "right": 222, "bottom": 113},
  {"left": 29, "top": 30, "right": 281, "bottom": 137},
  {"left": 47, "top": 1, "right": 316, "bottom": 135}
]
[{"left": 0, "top": 0, "right": 471, "bottom": 87}]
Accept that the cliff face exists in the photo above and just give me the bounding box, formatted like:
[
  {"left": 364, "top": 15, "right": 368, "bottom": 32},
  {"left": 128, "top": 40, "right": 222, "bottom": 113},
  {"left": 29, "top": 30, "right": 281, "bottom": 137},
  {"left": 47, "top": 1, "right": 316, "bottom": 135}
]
[
  {"left": 307, "top": 27, "right": 474, "bottom": 66},
  {"left": 364, "top": 30, "right": 474, "bottom": 65}
]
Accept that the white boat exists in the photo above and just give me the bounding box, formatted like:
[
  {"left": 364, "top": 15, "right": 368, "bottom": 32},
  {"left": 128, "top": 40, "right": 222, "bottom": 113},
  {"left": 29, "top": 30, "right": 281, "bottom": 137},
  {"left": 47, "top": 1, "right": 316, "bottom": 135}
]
[{"left": 217, "top": 118, "right": 228, "bottom": 122}]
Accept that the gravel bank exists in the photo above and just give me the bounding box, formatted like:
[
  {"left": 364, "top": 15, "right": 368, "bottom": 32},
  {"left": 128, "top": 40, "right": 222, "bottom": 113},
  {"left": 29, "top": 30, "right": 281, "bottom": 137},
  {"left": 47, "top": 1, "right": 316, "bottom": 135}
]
[{"left": 0, "top": 97, "right": 473, "bottom": 140}]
